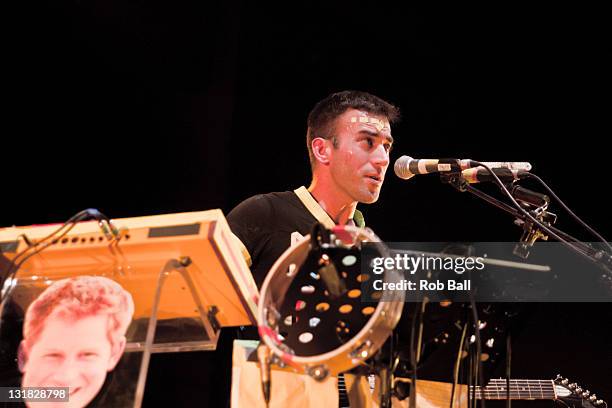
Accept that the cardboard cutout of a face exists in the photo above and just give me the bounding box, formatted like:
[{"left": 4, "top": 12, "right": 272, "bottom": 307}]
[{"left": 18, "top": 276, "right": 134, "bottom": 408}]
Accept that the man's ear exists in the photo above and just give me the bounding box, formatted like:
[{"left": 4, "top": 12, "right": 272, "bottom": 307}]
[
  {"left": 107, "top": 336, "right": 126, "bottom": 372},
  {"left": 17, "top": 341, "right": 28, "bottom": 373},
  {"left": 311, "top": 137, "right": 333, "bottom": 166}
]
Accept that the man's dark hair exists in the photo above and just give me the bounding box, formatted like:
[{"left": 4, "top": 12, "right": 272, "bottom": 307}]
[{"left": 306, "top": 90, "right": 400, "bottom": 168}]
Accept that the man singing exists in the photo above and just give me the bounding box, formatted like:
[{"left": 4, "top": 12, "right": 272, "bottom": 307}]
[
  {"left": 228, "top": 90, "right": 399, "bottom": 287},
  {"left": 228, "top": 90, "right": 400, "bottom": 406}
]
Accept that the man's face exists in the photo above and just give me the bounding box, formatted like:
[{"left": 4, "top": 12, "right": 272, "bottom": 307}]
[
  {"left": 327, "top": 109, "right": 393, "bottom": 204},
  {"left": 21, "top": 314, "right": 118, "bottom": 408}
]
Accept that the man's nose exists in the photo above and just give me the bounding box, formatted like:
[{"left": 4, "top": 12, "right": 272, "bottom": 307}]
[
  {"left": 52, "top": 359, "right": 80, "bottom": 385},
  {"left": 372, "top": 145, "right": 390, "bottom": 168}
]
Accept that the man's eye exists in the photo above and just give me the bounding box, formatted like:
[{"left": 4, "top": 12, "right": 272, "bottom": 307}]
[
  {"left": 80, "top": 352, "right": 99, "bottom": 360},
  {"left": 44, "top": 353, "right": 62, "bottom": 359},
  {"left": 384, "top": 143, "right": 392, "bottom": 152},
  {"left": 363, "top": 138, "right": 374, "bottom": 148}
]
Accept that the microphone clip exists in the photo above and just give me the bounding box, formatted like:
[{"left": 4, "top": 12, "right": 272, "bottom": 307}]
[
  {"left": 439, "top": 171, "right": 469, "bottom": 192},
  {"left": 510, "top": 182, "right": 556, "bottom": 259},
  {"left": 513, "top": 206, "right": 557, "bottom": 259}
]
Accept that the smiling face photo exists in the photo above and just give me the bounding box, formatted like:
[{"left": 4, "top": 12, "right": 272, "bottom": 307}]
[{"left": 18, "top": 276, "right": 134, "bottom": 408}]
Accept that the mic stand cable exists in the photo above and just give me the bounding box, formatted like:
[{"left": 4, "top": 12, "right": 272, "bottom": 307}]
[{"left": 441, "top": 169, "right": 612, "bottom": 283}]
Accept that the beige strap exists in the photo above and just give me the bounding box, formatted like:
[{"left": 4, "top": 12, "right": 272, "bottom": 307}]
[{"left": 293, "top": 186, "right": 336, "bottom": 229}]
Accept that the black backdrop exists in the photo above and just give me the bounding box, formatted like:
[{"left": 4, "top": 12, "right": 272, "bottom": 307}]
[{"left": 4, "top": 1, "right": 611, "bottom": 405}]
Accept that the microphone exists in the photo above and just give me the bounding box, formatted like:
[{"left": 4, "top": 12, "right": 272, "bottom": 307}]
[
  {"left": 461, "top": 167, "right": 529, "bottom": 183},
  {"left": 393, "top": 156, "right": 459, "bottom": 180},
  {"left": 257, "top": 343, "right": 271, "bottom": 405},
  {"left": 394, "top": 156, "right": 532, "bottom": 180}
]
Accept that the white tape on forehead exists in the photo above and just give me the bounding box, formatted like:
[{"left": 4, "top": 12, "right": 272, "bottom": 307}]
[{"left": 349, "top": 116, "right": 387, "bottom": 132}]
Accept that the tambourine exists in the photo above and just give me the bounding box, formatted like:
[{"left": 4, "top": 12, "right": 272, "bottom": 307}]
[{"left": 257, "top": 224, "right": 404, "bottom": 380}]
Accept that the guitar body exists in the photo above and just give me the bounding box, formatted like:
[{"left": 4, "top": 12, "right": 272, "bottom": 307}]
[{"left": 394, "top": 379, "right": 468, "bottom": 408}]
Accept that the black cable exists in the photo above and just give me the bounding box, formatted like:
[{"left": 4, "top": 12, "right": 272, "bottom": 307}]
[
  {"left": 472, "top": 345, "right": 477, "bottom": 408},
  {"left": 465, "top": 183, "right": 604, "bottom": 263},
  {"left": 1, "top": 221, "right": 81, "bottom": 305},
  {"left": 449, "top": 244, "right": 485, "bottom": 408},
  {"left": 388, "top": 328, "right": 394, "bottom": 403},
  {"left": 525, "top": 173, "right": 612, "bottom": 252},
  {"left": 470, "top": 298, "right": 486, "bottom": 408},
  {"left": 467, "top": 162, "right": 612, "bottom": 273},
  {"left": 467, "top": 333, "right": 473, "bottom": 408},
  {"left": 505, "top": 334, "right": 511, "bottom": 408},
  {"left": 469, "top": 182, "right": 595, "bottom": 251},
  {"left": 2, "top": 209, "right": 104, "bottom": 280},
  {"left": 449, "top": 322, "right": 468, "bottom": 408},
  {"left": 408, "top": 298, "right": 426, "bottom": 408},
  {"left": 5, "top": 223, "right": 79, "bottom": 279},
  {"left": 470, "top": 163, "right": 572, "bottom": 243},
  {"left": 3, "top": 212, "right": 80, "bottom": 274},
  {"left": 464, "top": 329, "right": 470, "bottom": 408},
  {"left": 408, "top": 302, "right": 418, "bottom": 408},
  {"left": 0, "top": 209, "right": 110, "bottom": 304}
]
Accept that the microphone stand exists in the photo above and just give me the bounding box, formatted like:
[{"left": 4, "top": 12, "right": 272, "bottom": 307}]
[
  {"left": 439, "top": 172, "right": 612, "bottom": 289},
  {"left": 439, "top": 170, "right": 612, "bottom": 406}
]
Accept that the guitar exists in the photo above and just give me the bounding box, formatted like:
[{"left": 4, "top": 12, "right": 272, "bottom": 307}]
[
  {"left": 393, "top": 374, "right": 607, "bottom": 408},
  {"left": 467, "top": 375, "right": 607, "bottom": 407}
]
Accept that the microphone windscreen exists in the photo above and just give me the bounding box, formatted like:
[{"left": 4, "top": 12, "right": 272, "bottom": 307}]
[{"left": 394, "top": 155, "right": 415, "bottom": 180}]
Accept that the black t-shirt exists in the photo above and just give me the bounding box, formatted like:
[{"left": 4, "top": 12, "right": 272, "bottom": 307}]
[
  {"left": 227, "top": 187, "right": 364, "bottom": 404},
  {"left": 227, "top": 186, "right": 364, "bottom": 288}
]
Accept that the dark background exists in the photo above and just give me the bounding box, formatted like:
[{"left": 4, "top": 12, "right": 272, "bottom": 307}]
[{"left": 3, "top": 1, "right": 611, "bottom": 405}]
